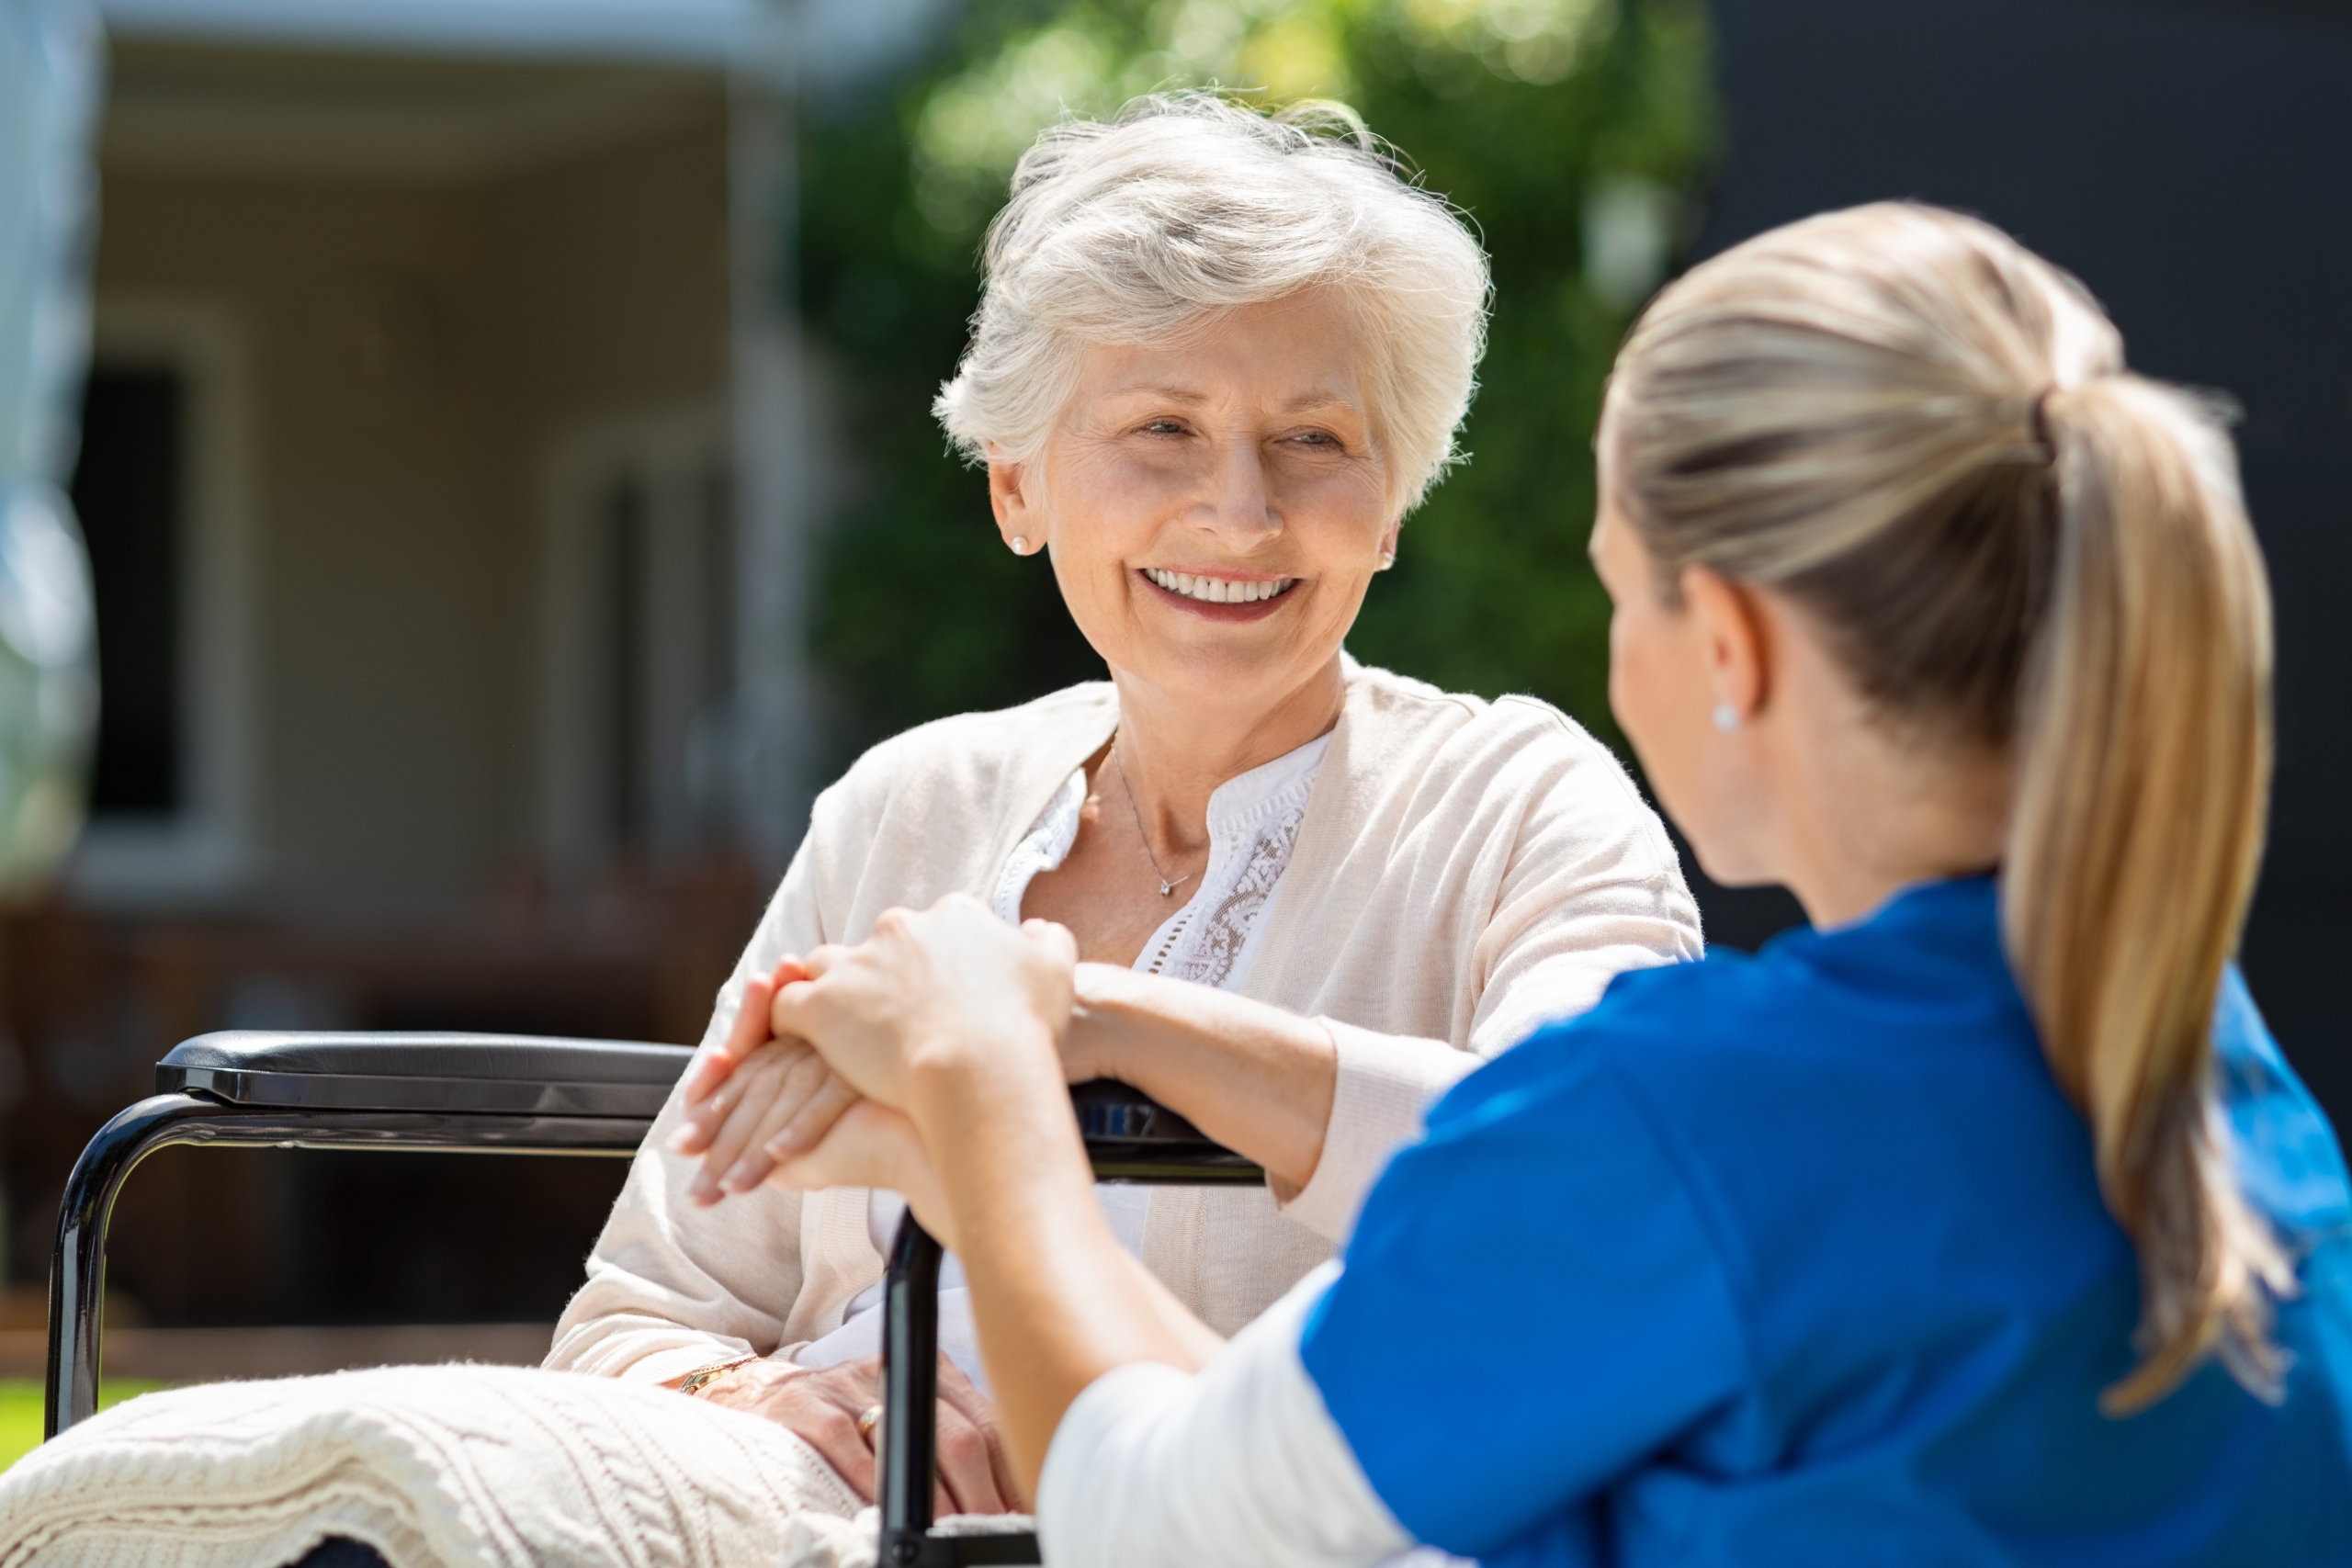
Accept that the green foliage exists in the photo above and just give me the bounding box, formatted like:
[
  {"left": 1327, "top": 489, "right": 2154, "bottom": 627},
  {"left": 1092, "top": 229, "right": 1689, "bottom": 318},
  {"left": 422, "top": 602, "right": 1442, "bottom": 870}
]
[{"left": 800, "top": 0, "right": 1714, "bottom": 766}]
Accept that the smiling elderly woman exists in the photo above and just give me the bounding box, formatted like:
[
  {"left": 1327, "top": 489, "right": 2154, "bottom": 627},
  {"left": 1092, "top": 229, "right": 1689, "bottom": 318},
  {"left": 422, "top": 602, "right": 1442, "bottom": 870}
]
[{"left": 546, "top": 95, "right": 1702, "bottom": 1514}]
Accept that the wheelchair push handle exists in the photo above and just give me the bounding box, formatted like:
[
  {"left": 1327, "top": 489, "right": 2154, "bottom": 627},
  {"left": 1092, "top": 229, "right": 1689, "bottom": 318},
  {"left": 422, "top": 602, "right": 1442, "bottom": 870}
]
[{"left": 876, "top": 1079, "right": 1262, "bottom": 1566}]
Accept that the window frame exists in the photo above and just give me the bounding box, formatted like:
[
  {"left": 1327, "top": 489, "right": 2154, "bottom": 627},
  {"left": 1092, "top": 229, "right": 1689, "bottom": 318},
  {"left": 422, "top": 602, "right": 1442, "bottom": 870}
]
[
  {"left": 538, "top": 401, "right": 733, "bottom": 875},
  {"left": 68, "top": 298, "right": 260, "bottom": 906}
]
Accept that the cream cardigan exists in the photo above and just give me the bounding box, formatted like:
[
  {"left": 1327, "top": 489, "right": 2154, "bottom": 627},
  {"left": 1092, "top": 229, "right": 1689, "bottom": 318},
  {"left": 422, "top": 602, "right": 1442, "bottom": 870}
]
[{"left": 547, "top": 662, "right": 1702, "bottom": 1385}]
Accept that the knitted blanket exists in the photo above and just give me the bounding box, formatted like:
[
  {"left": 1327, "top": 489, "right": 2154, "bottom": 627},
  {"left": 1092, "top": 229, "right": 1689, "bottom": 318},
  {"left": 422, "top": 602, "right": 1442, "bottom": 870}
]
[{"left": 0, "top": 1363, "right": 883, "bottom": 1568}]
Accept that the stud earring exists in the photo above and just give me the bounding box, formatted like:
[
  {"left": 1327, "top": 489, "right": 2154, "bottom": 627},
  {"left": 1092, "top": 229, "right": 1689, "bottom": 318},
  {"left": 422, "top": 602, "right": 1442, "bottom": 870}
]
[
  {"left": 1377, "top": 549, "right": 1396, "bottom": 571},
  {"left": 1010, "top": 536, "right": 1029, "bottom": 555},
  {"left": 1713, "top": 700, "right": 1742, "bottom": 735}
]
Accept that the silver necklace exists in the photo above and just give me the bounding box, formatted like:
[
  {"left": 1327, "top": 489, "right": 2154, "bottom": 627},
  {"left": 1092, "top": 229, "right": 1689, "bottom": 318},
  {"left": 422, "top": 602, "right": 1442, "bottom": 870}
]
[{"left": 1109, "top": 742, "right": 1196, "bottom": 898}]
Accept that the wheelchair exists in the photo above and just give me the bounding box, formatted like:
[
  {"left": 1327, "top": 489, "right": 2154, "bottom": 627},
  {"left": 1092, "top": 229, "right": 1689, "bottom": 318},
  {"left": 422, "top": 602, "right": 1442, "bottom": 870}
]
[{"left": 47, "top": 1031, "right": 1261, "bottom": 1567}]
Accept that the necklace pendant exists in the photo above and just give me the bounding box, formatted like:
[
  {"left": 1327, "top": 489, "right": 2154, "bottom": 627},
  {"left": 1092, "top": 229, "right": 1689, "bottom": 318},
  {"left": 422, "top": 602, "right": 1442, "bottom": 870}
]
[{"left": 1158, "top": 880, "right": 1176, "bottom": 897}]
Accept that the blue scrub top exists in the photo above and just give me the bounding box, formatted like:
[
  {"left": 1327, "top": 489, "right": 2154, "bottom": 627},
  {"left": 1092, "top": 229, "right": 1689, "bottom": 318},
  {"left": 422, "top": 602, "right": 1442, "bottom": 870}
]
[{"left": 1301, "top": 876, "right": 2352, "bottom": 1565}]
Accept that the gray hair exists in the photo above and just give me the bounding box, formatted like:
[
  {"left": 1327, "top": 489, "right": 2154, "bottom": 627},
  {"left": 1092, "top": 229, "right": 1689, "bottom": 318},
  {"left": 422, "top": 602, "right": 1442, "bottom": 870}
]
[{"left": 933, "top": 94, "right": 1491, "bottom": 513}]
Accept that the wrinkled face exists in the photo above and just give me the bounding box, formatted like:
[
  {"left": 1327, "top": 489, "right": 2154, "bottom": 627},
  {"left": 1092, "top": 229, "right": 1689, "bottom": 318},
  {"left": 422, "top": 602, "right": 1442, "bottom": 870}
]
[{"left": 992, "top": 289, "right": 1397, "bottom": 716}]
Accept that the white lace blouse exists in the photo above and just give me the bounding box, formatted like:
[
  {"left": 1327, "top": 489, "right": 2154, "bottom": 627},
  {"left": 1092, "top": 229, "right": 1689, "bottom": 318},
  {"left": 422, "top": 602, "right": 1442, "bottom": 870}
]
[{"left": 794, "top": 735, "right": 1333, "bottom": 1386}]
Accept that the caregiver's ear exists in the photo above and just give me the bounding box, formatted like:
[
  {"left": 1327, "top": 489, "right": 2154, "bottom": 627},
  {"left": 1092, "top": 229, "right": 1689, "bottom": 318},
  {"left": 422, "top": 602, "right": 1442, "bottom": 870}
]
[{"left": 1679, "top": 562, "right": 1771, "bottom": 723}]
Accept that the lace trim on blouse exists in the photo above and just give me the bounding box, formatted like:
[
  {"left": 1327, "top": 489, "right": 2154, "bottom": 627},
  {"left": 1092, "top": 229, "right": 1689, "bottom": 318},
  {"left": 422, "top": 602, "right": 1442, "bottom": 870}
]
[{"left": 992, "top": 732, "right": 1330, "bottom": 995}]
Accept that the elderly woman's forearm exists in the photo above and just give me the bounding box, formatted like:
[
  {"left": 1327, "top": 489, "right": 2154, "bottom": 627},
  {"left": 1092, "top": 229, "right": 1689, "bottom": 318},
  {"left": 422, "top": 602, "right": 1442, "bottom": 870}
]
[{"left": 1070, "top": 964, "right": 1337, "bottom": 1192}]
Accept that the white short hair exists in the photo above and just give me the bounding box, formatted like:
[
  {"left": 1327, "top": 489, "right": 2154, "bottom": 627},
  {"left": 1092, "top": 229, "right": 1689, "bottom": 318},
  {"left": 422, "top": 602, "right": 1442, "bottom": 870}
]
[{"left": 933, "top": 94, "right": 1491, "bottom": 513}]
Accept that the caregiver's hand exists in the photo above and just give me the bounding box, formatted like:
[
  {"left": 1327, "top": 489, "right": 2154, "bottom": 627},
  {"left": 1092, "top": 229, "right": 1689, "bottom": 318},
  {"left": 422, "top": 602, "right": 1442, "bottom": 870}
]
[
  {"left": 669, "top": 958, "right": 863, "bottom": 1206},
  {"left": 772, "top": 1097, "right": 959, "bottom": 1250},
  {"left": 771, "top": 897, "right": 1078, "bottom": 1110},
  {"left": 692, "top": 1353, "right": 1018, "bottom": 1515}
]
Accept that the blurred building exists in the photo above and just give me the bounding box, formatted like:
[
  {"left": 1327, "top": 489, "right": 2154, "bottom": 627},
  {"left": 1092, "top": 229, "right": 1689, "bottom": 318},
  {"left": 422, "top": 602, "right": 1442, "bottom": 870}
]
[{"left": 1, "top": 0, "right": 943, "bottom": 1326}]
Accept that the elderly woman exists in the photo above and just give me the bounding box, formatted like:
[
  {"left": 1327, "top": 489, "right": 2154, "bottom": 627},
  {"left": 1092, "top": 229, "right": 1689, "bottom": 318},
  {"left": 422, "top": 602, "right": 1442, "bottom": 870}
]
[{"left": 545, "top": 92, "right": 1700, "bottom": 1511}]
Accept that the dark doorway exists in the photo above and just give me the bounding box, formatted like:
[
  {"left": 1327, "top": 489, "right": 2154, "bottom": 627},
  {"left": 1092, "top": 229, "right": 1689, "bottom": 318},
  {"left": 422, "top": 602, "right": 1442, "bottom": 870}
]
[{"left": 71, "top": 366, "right": 185, "bottom": 818}]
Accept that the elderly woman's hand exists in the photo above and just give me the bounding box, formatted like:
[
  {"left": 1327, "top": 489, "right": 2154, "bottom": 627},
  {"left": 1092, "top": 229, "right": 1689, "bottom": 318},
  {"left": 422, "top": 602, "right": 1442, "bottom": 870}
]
[
  {"left": 770, "top": 897, "right": 1078, "bottom": 1111},
  {"left": 693, "top": 1352, "right": 1017, "bottom": 1516},
  {"left": 669, "top": 958, "right": 865, "bottom": 1206}
]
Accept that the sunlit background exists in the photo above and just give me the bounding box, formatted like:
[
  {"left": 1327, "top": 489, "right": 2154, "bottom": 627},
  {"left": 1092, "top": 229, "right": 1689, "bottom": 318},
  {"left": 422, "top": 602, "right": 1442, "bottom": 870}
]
[{"left": 0, "top": 0, "right": 2344, "bottom": 1451}]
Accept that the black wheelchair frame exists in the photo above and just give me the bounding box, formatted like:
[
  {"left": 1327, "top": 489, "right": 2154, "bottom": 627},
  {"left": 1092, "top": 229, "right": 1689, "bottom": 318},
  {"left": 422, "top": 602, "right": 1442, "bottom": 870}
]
[{"left": 46, "top": 1031, "right": 1261, "bottom": 1568}]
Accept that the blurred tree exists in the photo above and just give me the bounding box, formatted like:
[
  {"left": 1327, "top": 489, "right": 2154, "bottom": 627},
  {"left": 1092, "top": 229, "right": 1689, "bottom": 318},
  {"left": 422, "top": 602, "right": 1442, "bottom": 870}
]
[{"left": 799, "top": 0, "right": 1713, "bottom": 767}]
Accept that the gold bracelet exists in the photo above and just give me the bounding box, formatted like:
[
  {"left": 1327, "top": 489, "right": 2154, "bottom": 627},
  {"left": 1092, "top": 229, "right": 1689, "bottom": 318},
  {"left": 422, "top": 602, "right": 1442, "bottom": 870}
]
[{"left": 676, "top": 1355, "right": 759, "bottom": 1397}]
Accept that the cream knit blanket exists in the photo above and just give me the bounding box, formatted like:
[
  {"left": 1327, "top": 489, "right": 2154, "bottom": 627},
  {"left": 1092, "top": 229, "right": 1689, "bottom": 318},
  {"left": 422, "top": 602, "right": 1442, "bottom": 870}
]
[{"left": 0, "top": 1363, "right": 889, "bottom": 1568}]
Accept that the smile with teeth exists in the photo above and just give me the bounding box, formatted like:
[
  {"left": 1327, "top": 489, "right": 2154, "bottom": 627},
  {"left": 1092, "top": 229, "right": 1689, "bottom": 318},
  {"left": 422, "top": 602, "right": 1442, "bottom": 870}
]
[{"left": 1146, "top": 569, "right": 1297, "bottom": 604}]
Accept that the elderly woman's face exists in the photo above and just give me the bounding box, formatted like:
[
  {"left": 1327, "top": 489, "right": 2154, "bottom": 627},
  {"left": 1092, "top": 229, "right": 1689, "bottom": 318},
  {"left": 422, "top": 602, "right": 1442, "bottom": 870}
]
[{"left": 990, "top": 289, "right": 1396, "bottom": 715}]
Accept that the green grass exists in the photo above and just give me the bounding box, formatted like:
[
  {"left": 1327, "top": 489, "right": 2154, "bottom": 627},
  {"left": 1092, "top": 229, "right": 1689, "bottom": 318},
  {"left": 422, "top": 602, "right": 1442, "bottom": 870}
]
[{"left": 0, "top": 1379, "right": 169, "bottom": 1471}]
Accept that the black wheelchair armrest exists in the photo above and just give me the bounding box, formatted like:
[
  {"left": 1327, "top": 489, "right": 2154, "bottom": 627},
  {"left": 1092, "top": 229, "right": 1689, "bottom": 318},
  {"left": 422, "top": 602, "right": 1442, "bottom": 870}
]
[
  {"left": 50, "top": 1032, "right": 690, "bottom": 1438},
  {"left": 1069, "top": 1078, "right": 1263, "bottom": 1180},
  {"left": 159, "top": 1031, "right": 694, "bottom": 1118}
]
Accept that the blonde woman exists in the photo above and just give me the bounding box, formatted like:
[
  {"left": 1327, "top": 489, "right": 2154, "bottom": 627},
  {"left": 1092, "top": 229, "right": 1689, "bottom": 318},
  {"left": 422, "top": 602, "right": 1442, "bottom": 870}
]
[{"left": 753, "top": 203, "right": 2352, "bottom": 1564}]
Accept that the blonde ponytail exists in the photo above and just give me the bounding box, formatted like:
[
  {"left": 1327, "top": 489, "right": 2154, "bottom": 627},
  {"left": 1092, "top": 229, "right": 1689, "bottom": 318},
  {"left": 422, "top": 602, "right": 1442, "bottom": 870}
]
[
  {"left": 2006, "top": 376, "right": 2291, "bottom": 1412},
  {"left": 1607, "top": 202, "right": 2290, "bottom": 1412}
]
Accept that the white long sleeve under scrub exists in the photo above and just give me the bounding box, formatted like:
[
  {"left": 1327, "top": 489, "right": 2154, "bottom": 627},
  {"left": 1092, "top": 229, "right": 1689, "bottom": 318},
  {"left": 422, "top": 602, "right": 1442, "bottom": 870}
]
[{"left": 1037, "top": 1264, "right": 1461, "bottom": 1568}]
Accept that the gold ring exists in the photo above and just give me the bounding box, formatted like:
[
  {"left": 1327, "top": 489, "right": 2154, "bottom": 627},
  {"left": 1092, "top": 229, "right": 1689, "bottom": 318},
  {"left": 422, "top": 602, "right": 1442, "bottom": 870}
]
[{"left": 856, "top": 1404, "right": 884, "bottom": 1444}]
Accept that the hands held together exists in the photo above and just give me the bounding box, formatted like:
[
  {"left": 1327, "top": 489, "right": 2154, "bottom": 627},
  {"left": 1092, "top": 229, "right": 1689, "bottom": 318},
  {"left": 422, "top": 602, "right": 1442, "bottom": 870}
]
[
  {"left": 669, "top": 896, "right": 1080, "bottom": 1243},
  {"left": 673, "top": 897, "right": 1231, "bottom": 1506}
]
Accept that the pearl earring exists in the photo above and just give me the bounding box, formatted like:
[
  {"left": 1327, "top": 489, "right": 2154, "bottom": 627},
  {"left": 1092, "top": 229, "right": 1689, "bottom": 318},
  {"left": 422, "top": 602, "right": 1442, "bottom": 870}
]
[
  {"left": 1010, "top": 536, "right": 1029, "bottom": 554},
  {"left": 1713, "top": 701, "right": 1742, "bottom": 735}
]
